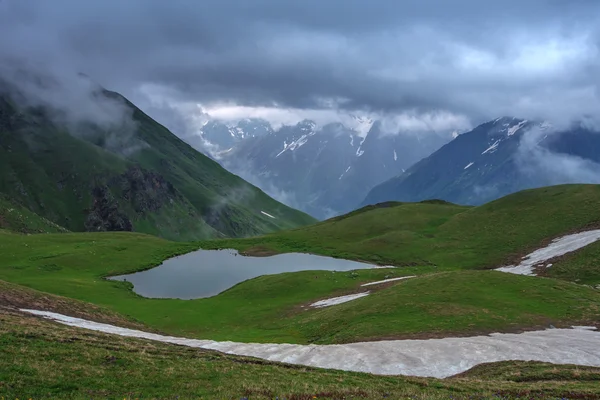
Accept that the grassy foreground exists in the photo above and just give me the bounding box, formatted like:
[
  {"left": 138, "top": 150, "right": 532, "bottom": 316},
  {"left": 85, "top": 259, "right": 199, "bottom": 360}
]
[{"left": 2, "top": 309, "right": 600, "bottom": 400}]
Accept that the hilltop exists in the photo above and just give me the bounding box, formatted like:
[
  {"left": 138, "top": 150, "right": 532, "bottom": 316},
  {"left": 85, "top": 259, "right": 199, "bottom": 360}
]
[{"left": 207, "top": 184, "right": 600, "bottom": 270}]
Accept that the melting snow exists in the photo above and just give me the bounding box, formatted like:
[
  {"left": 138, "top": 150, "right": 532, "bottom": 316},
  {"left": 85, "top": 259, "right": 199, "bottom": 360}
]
[
  {"left": 260, "top": 211, "right": 276, "bottom": 219},
  {"left": 464, "top": 162, "right": 474, "bottom": 170},
  {"left": 507, "top": 120, "right": 528, "bottom": 136},
  {"left": 361, "top": 276, "right": 416, "bottom": 287},
  {"left": 276, "top": 141, "right": 289, "bottom": 158},
  {"left": 339, "top": 166, "right": 352, "bottom": 180},
  {"left": 22, "top": 309, "right": 600, "bottom": 378},
  {"left": 482, "top": 140, "right": 500, "bottom": 155},
  {"left": 310, "top": 292, "right": 370, "bottom": 308},
  {"left": 496, "top": 230, "right": 600, "bottom": 276}
]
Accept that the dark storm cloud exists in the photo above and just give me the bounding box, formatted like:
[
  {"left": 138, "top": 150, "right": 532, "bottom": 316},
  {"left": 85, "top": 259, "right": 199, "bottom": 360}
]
[{"left": 1, "top": 0, "right": 600, "bottom": 126}]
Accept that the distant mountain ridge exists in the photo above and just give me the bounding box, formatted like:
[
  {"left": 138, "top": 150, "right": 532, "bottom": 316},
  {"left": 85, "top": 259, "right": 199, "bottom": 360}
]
[
  {"left": 363, "top": 117, "right": 600, "bottom": 206},
  {"left": 195, "top": 117, "right": 451, "bottom": 219}
]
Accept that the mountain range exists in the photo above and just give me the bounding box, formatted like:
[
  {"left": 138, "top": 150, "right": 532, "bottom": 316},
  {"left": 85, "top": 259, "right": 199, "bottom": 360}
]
[
  {"left": 194, "top": 117, "right": 452, "bottom": 218},
  {"left": 363, "top": 117, "right": 600, "bottom": 206},
  {"left": 0, "top": 74, "right": 315, "bottom": 240}
]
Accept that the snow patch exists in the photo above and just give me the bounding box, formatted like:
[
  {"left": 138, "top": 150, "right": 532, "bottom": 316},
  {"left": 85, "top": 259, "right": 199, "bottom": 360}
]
[
  {"left": 22, "top": 309, "right": 600, "bottom": 378},
  {"left": 361, "top": 276, "right": 416, "bottom": 287},
  {"left": 276, "top": 141, "right": 289, "bottom": 158},
  {"left": 464, "top": 162, "right": 474, "bottom": 170},
  {"left": 339, "top": 166, "right": 352, "bottom": 180},
  {"left": 496, "top": 230, "right": 600, "bottom": 276},
  {"left": 393, "top": 150, "right": 397, "bottom": 161},
  {"left": 260, "top": 211, "right": 276, "bottom": 219},
  {"left": 482, "top": 140, "right": 500, "bottom": 155},
  {"left": 310, "top": 292, "right": 370, "bottom": 308},
  {"left": 507, "top": 120, "right": 528, "bottom": 136}
]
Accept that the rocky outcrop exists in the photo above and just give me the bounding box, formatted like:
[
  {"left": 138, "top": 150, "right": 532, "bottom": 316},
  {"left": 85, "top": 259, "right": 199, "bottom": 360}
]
[
  {"left": 85, "top": 165, "right": 181, "bottom": 232},
  {"left": 85, "top": 186, "right": 133, "bottom": 232}
]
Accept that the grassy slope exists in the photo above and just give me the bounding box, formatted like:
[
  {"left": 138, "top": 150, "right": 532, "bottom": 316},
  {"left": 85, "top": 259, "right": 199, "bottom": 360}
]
[
  {"left": 289, "top": 271, "right": 600, "bottom": 344},
  {"left": 0, "top": 91, "right": 315, "bottom": 241},
  {"left": 4, "top": 311, "right": 600, "bottom": 400},
  {"left": 0, "top": 193, "right": 69, "bottom": 234},
  {"left": 203, "top": 185, "right": 600, "bottom": 269},
  {"left": 1, "top": 283, "right": 599, "bottom": 400},
  {"left": 124, "top": 93, "right": 316, "bottom": 235},
  {"left": 541, "top": 241, "right": 600, "bottom": 286},
  {"left": 1, "top": 227, "right": 599, "bottom": 344}
]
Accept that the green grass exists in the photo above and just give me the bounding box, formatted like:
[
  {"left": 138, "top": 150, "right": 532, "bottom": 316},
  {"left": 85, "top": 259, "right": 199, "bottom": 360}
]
[
  {"left": 4, "top": 310, "right": 600, "bottom": 400},
  {"left": 287, "top": 271, "right": 600, "bottom": 343},
  {"left": 1, "top": 226, "right": 599, "bottom": 344},
  {"left": 542, "top": 240, "right": 600, "bottom": 286},
  {"left": 202, "top": 184, "right": 600, "bottom": 269},
  {"left": 0, "top": 193, "right": 69, "bottom": 234},
  {"left": 1, "top": 185, "right": 600, "bottom": 343}
]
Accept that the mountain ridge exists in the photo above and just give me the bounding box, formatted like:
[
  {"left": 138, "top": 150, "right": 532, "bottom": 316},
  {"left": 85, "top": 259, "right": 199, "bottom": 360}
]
[
  {"left": 362, "top": 116, "right": 600, "bottom": 207},
  {"left": 0, "top": 75, "right": 316, "bottom": 240},
  {"left": 194, "top": 117, "right": 451, "bottom": 218}
]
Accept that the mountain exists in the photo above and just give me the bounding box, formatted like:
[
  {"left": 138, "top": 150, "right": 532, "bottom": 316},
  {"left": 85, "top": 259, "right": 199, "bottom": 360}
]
[
  {"left": 197, "top": 118, "right": 450, "bottom": 219},
  {"left": 363, "top": 117, "right": 600, "bottom": 206},
  {"left": 0, "top": 76, "right": 315, "bottom": 240}
]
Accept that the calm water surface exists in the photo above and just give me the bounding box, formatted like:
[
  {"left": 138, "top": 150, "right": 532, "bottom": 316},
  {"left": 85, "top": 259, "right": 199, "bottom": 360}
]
[{"left": 109, "top": 249, "right": 374, "bottom": 299}]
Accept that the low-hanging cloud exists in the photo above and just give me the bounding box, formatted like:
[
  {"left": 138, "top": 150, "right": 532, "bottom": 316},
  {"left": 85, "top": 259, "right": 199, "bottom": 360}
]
[
  {"left": 516, "top": 126, "right": 600, "bottom": 186},
  {"left": 1, "top": 0, "right": 599, "bottom": 134}
]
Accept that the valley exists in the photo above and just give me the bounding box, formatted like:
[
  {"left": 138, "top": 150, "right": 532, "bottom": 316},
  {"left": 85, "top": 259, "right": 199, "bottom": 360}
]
[
  {"left": 3, "top": 2, "right": 600, "bottom": 397},
  {"left": 2, "top": 185, "right": 600, "bottom": 398}
]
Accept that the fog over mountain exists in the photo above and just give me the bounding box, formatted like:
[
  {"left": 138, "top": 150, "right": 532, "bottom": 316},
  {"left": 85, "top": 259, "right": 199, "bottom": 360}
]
[{"left": 2, "top": 0, "right": 600, "bottom": 217}]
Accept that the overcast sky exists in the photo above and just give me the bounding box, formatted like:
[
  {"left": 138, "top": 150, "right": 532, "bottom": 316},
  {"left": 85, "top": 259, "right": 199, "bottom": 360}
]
[{"left": 1, "top": 0, "right": 599, "bottom": 134}]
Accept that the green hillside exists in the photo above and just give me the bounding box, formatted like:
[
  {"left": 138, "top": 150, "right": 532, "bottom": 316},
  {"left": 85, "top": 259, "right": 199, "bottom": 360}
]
[
  {"left": 0, "top": 89, "right": 315, "bottom": 241},
  {"left": 206, "top": 184, "right": 600, "bottom": 269},
  {"left": 0, "top": 193, "right": 69, "bottom": 234}
]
